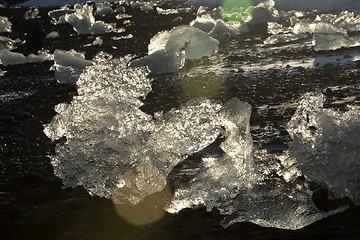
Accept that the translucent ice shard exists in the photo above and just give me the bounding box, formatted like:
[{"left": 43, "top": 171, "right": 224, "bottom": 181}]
[
  {"left": 64, "top": 4, "right": 95, "bottom": 34},
  {"left": 46, "top": 31, "right": 60, "bottom": 39},
  {"left": 333, "top": 11, "right": 360, "bottom": 32},
  {"left": 24, "top": 8, "right": 39, "bottom": 20},
  {"left": 0, "top": 16, "right": 12, "bottom": 33},
  {"left": 166, "top": 25, "right": 219, "bottom": 59},
  {"left": 0, "top": 48, "right": 52, "bottom": 66},
  {"left": 53, "top": 49, "right": 92, "bottom": 84},
  {"left": 45, "top": 54, "right": 350, "bottom": 229},
  {"left": 264, "top": 32, "right": 307, "bottom": 45},
  {"left": 190, "top": 15, "right": 217, "bottom": 33},
  {"left": 166, "top": 98, "right": 336, "bottom": 230},
  {"left": 64, "top": 4, "right": 113, "bottom": 34},
  {"left": 167, "top": 99, "right": 261, "bottom": 214},
  {"left": 148, "top": 30, "right": 171, "bottom": 55},
  {"left": 132, "top": 2, "right": 154, "bottom": 11},
  {"left": 315, "top": 11, "right": 360, "bottom": 33},
  {"left": 287, "top": 92, "right": 360, "bottom": 205},
  {"left": 221, "top": 176, "right": 344, "bottom": 230},
  {"left": 190, "top": 6, "right": 248, "bottom": 42},
  {"left": 95, "top": 2, "right": 114, "bottom": 16},
  {"left": 247, "top": 0, "right": 280, "bottom": 25},
  {"left": 48, "top": 6, "right": 74, "bottom": 20},
  {"left": 0, "top": 36, "right": 21, "bottom": 49},
  {"left": 148, "top": 25, "right": 219, "bottom": 60},
  {"left": 312, "top": 22, "right": 354, "bottom": 51},
  {"left": 293, "top": 22, "right": 317, "bottom": 34},
  {"left": 137, "top": 25, "right": 220, "bottom": 73},
  {"left": 130, "top": 50, "right": 186, "bottom": 74},
  {"left": 45, "top": 53, "right": 224, "bottom": 202},
  {"left": 45, "top": 54, "right": 154, "bottom": 198}
]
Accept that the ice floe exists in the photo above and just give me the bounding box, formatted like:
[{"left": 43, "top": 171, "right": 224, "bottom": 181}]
[
  {"left": 24, "top": 8, "right": 39, "bottom": 20},
  {"left": 44, "top": 52, "right": 350, "bottom": 230},
  {"left": 130, "top": 50, "right": 186, "bottom": 74},
  {"left": 0, "top": 16, "right": 11, "bottom": 33},
  {"left": 0, "top": 48, "right": 52, "bottom": 66},
  {"left": 95, "top": 1, "right": 114, "bottom": 16},
  {"left": 53, "top": 49, "right": 92, "bottom": 84},
  {"left": 287, "top": 92, "right": 360, "bottom": 205},
  {"left": 64, "top": 4, "right": 113, "bottom": 34},
  {"left": 133, "top": 25, "right": 219, "bottom": 73}
]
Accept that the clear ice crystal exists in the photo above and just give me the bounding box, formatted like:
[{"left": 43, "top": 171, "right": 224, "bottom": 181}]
[
  {"left": 312, "top": 22, "right": 351, "bottom": 51},
  {"left": 287, "top": 92, "right": 360, "bottom": 205},
  {"left": 64, "top": 4, "right": 113, "bottom": 35},
  {"left": 53, "top": 49, "right": 92, "bottom": 85},
  {"left": 148, "top": 25, "right": 219, "bottom": 60},
  {"left": 130, "top": 49, "right": 186, "bottom": 74},
  {"left": 44, "top": 54, "right": 355, "bottom": 230},
  {"left": 45, "top": 53, "right": 224, "bottom": 201}
]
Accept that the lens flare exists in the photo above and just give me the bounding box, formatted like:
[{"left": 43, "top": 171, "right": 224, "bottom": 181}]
[
  {"left": 112, "top": 166, "right": 173, "bottom": 226},
  {"left": 181, "top": 72, "right": 223, "bottom": 99},
  {"left": 222, "top": 0, "right": 253, "bottom": 23}
]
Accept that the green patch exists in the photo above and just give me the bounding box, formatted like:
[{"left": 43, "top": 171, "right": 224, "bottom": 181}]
[
  {"left": 222, "top": 0, "right": 253, "bottom": 23},
  {"left": 181, "top": 72, "right": 223, "bottom": 99}
]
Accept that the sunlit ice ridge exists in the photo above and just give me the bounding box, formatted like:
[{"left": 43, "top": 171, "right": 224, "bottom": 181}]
[{"left": 6, "top": 0, "right": 359, "bottom": 233}]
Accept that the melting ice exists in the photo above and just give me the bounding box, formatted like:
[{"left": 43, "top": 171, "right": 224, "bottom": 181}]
[
  {"left": 44, "top": 52, "right": 355, "bottom": 230},
  {"left": 287, "top": 93, "right": 360, "bottom": 205},
  {"left": 29, "top": 0, "right": 360, "bottom": 231}
]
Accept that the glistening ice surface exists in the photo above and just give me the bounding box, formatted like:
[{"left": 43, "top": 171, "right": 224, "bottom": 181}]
[
  {"left": 44, "top": 52, "right": 351, "bottom": 230},
  {"left": 287, "top": 92, "right": 360, "bottom": 205}
]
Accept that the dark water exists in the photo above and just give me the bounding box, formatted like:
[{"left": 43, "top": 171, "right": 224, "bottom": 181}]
[{"left": 1, "top": 2, "right": 360, "bottom": 239}]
